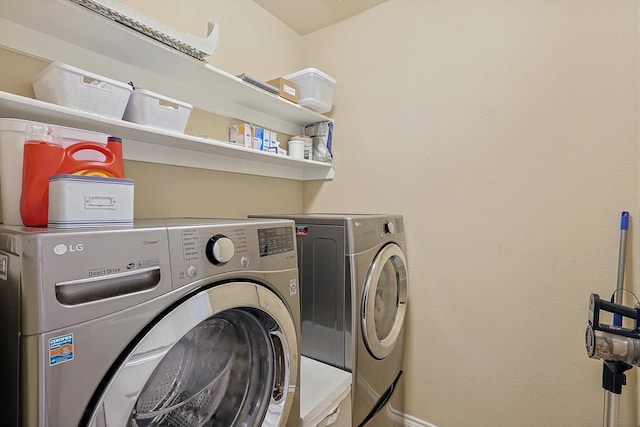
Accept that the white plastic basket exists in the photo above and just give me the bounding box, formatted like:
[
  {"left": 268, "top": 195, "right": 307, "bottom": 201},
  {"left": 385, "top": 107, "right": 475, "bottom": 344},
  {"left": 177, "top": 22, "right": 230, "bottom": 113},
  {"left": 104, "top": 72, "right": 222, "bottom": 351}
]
[
  {"left": 32, "top": 62, "right": 133, "bottom": 119},
  {"left": 123, "top": 89, "right": 193, "bottom": 133}
]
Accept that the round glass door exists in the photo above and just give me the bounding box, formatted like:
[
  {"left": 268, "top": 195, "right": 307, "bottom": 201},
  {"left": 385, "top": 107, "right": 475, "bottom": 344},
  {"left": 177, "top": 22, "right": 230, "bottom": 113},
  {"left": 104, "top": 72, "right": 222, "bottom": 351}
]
[
  {"left": 132, "top": 309, "right": 273, "bottom": 426},
  {"left": 361, "top": 243, "right": 408, "bottom": 360},
  {"left": 86, "top": 281, "right": 298, "bottom": 427}
]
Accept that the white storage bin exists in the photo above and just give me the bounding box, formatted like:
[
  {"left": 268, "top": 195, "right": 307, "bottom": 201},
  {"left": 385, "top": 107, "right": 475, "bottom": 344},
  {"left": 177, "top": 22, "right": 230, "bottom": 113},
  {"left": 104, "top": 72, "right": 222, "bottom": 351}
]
[
  {"left": 32, "top": 62, "right": 133, "bottom": 119},
  {"left": 123, "top": 89, "right": 193, "bottom": 133},
  {"left": 284, "top": 68, "right": 336, "bottom": 114},
  {"left": 301, "top": 356, "right": 352, "bottom": 427},
  {"left": 0, "top": 118, "right": 109, "bottom": 226},
  {"left": 48, "top": 174, "right": 134, "bottom": 228}
]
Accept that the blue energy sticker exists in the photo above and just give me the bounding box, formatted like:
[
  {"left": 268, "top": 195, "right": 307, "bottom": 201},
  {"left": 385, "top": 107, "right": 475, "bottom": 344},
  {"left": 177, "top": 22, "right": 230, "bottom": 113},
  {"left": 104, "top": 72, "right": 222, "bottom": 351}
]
[{"left": 49, "top": 333, "right": 74, "bottom": 366}]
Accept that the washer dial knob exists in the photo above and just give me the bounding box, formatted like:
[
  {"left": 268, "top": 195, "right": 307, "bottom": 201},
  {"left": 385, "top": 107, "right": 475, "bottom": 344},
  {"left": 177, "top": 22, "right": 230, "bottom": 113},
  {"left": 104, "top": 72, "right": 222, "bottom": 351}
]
[
  {"left": 206, "top": 235, "right": 235, "bottom": 265},
  {"left": 384, "top": 221, "right": 395, "bottom": 234}
]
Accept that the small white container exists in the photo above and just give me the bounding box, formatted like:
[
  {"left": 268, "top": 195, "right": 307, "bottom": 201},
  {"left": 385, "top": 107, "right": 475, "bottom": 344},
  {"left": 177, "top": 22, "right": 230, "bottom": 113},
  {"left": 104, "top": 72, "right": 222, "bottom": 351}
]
[
  {"left": 0, "top": 119, "right": 109, "bottom": 226},
  {"left": 283, "top": 68, "right": 336, "bottom": 114},
  {"left": 48, "top": 174, "right": 134, "bottom": 228},
  {"left": 123, "top": 89, "right": 193, "bottom": 133},
  {"left": 289, "top": 136, "right": 312, "bottom": 160},
  {"left": 33, "top": 62, "right": 133, "bottom": 119},
  {"left": 288, "top": 140, "right": 305, "bottom": 159}
]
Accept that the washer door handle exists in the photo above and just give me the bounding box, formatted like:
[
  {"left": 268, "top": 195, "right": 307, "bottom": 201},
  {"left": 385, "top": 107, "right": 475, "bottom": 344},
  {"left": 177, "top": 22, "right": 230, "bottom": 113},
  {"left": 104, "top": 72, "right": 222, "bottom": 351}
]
[{"left": 55, "top": 266, "right": 161, "bottom": 305}]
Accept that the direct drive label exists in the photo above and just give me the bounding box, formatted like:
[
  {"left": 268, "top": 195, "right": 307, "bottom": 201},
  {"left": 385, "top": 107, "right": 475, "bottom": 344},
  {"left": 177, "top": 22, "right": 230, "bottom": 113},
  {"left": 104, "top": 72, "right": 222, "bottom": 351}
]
[{"left": 49, "top": 333, "right": 74, "bottom": 366}]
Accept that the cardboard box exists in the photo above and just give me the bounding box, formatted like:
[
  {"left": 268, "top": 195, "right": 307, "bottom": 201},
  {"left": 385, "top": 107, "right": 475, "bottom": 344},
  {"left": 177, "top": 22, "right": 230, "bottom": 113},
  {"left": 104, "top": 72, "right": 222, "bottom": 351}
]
[
  {"left": 230, "top": 123, "right": 252, "bottom": 147},
  {"left": 267, "top": 78, "right": 299, "bottom": 104}
]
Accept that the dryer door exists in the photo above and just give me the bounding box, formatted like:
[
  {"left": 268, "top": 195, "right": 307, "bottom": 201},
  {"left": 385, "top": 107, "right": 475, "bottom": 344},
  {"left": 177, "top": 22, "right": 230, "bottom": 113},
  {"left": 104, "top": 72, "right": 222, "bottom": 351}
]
[
  {"left": 85, "top": 281, "right": 298, "bottom": 427},
  {"left": 361, "top": 243, "right": 408, "bottom": 360}
]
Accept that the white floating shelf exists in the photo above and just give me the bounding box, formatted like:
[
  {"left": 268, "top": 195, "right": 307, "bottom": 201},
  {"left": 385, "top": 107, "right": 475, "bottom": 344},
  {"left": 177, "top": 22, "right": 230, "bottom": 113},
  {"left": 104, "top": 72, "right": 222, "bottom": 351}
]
[
  {"left": 0, "top": 91, "right": 334, "bottom": 181},
  {"left": 0, "top": 0, "right": 332, "bottom": 136},
  {"left": 0, "top": 0, "right": 335, "bottom": 181}
]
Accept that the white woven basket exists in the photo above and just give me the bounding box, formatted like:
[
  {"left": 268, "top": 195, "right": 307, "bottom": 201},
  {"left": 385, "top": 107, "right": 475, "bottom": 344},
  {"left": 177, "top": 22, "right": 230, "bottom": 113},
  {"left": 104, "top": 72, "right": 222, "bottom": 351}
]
[
  {"left": 123, "top": 89, "right": 192, "bottom": 133},
  {"left": 33, "top": 62, "right": 132, "bottom": 119}
]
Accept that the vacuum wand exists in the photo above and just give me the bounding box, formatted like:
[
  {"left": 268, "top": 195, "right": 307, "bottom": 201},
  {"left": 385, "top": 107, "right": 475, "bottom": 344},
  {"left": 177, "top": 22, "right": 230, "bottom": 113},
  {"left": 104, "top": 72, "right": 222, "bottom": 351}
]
[
  {"left": 585, "top": 211, "right": 631, "bottom": 427},
  {"left": 613, "top": 212, "right": 629, "bottom": 326}
]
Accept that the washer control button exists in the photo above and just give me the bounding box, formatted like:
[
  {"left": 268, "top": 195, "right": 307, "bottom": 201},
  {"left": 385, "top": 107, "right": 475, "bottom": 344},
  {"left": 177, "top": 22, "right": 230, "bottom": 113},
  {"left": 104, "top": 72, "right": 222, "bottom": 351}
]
[
  {"left": 384, "top": 221, "right": 395, "bottom": 234},
  {"left": 206, "top": 235, "right": 235, "bottom": 265},
  {"left": 240, "top": 256, "right": 250, "bottom": 268},
  {"left": 186, "top": 265, "right": 198, "bottom": 278}
]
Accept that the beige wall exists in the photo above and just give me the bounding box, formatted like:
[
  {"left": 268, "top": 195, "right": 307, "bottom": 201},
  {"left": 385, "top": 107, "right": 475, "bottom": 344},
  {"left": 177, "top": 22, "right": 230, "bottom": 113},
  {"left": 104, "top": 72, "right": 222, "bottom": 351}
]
[
  {"left": 3, "top": 1, "right": 640, "bottom": 426},
  {"left": 303, "top": 1, "right": 639, "bottom": 426}
]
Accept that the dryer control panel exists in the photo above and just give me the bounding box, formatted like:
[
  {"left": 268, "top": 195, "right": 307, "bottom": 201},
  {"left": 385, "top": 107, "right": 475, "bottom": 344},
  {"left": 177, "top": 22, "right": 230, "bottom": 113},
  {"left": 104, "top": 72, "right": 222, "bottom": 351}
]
[{"left": 257, "top": 226, "right": 295, "bottom": 257}]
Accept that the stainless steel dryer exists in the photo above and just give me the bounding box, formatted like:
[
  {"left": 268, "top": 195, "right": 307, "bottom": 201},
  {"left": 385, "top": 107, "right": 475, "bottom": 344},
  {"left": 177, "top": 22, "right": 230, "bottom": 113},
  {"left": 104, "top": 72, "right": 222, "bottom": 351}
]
[
  {"left": 250, "top": 214, "right": 409, "bottom": 427},
  {"left": 0, "top": 218, "right": 301, "bottom": 427}
]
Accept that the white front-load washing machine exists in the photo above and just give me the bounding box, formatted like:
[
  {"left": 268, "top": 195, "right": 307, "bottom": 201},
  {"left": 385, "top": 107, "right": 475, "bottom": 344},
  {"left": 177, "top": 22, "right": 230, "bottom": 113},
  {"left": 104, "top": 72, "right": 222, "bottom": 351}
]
[
  {"left": 0, "top": 218, "right": 301, "bottom": 427},
  {"left": 250, "top": 214, "right": 409, "bottom": 427}
]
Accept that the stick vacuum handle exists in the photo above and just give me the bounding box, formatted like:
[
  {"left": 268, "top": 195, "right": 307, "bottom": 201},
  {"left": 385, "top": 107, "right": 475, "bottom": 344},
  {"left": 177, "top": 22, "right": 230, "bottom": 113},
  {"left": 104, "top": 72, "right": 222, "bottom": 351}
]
[{"left": 621, "top": 211, "right": 630, "bottom": 231}]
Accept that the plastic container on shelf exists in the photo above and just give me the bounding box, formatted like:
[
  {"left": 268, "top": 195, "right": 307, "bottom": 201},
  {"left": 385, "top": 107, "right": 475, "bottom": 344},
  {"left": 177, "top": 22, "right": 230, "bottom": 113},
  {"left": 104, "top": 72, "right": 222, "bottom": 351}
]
[
  {"left": 283, "top": 68, "right": 336, "bottom": 114},
  {"left": 289, "top": 136, "right": 312, "bottom": 160},
  {"left": 123, "top": 89, "right": 193, "bottom": 133},
  {"left": 32, "top": 62, "right": 133, "bottom": 119},
  {"left": 288, "top": 140, "right": 305, "bottom": 159},
  {"left": 0, "top": 119, "right": 111, "bottom": 226},
  {"left": 48, "top": 174, "right": 134, "bottom": 229}
]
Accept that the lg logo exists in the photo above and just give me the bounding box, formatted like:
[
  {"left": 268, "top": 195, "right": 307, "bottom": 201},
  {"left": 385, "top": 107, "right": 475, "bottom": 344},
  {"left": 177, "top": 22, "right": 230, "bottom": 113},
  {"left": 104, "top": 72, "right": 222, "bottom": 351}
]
[{"left": 53, "top": 243, "right": 84, "bottom": 255}]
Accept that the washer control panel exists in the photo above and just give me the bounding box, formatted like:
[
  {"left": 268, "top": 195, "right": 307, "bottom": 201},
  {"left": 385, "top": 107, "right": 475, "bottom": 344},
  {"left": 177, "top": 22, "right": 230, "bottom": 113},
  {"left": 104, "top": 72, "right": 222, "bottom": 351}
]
[{"left": 167, "top": 220, "right": 297, "bottom": 288}]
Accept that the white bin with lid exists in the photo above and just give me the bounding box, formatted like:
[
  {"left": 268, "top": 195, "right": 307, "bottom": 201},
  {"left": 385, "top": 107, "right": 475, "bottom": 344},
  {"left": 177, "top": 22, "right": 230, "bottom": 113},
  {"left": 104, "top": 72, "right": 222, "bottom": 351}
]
[{"left": 283, "top": 68, "right": 336, "bottom": 114}]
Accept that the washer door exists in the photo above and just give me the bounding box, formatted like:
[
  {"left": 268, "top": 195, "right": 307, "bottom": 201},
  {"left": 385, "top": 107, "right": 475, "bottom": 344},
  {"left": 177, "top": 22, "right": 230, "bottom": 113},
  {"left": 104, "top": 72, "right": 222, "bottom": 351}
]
[
  {"left": 86, "top": 281, "right": 298, "bottom": 427},
  {"left": 361, "top": 243, "right": 408, "bottom": 360}
]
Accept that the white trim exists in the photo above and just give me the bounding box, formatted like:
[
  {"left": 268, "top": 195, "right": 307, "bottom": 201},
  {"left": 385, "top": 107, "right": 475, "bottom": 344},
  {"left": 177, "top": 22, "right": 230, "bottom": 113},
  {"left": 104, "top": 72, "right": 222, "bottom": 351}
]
[{"left": 388, "top": 405, "right": 440, "bottom": 427}]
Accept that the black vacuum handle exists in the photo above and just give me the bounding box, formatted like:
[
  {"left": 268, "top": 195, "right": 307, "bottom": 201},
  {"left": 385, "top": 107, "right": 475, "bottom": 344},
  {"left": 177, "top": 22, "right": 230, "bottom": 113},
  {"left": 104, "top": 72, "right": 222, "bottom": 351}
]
[{"left": 589, "top": 293, "right": 640, "bottom": 339}]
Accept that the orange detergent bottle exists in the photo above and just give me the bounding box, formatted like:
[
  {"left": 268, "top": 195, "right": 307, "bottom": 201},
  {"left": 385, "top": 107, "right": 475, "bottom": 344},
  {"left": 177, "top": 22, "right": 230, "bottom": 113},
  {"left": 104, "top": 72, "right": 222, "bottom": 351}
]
[{"left": 20, "top": 129, "right": 125, "bottom": 227}]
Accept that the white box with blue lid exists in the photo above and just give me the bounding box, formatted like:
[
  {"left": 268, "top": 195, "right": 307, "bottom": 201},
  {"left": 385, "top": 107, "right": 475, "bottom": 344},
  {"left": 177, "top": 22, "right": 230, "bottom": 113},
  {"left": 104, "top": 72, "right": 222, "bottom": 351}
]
[
  {"left": 283, "top": 68, "right": 336, "bottom": 114},
  {"left": 48, "top": 174, "right": 134, "bottom": 228}
]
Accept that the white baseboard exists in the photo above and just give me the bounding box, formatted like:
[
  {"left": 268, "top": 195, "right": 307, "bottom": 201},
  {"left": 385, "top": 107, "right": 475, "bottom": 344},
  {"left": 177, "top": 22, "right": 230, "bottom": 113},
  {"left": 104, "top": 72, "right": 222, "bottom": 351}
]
[{"left": 388, "top": 405, "right": 440, "bottom": 427}]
